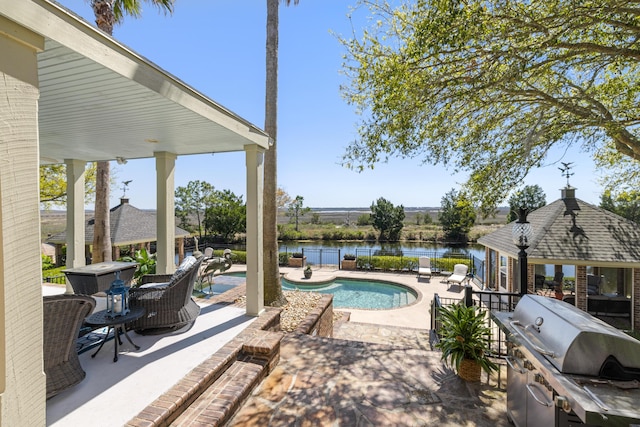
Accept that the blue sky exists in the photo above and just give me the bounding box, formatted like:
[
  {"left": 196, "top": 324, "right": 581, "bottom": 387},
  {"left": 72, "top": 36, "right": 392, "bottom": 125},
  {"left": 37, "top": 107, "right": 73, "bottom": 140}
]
[{"left": 56, "top": 0, "right": 603, "bottom": 209}]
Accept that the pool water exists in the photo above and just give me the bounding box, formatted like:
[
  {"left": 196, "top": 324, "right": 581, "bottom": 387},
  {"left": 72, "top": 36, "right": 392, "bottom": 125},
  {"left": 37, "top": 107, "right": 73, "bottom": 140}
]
[
  {"left": 282, "top": 278, "right": 417, "bottom": 309},
  {"left": 195, "top": 274, "right": 246, "bottom": 295},
  {"left": 203, "top": 272, "right": 417, "bottom": 309}
]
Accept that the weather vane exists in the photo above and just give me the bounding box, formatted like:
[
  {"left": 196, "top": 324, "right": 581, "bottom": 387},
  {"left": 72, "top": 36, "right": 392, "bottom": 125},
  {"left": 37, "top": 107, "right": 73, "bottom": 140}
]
[
  {"left": 121, "top": 180, "right": 132, "bottom": 197},
  {"left": 558, "top": 162, "right": 574, "bottom": 187}
]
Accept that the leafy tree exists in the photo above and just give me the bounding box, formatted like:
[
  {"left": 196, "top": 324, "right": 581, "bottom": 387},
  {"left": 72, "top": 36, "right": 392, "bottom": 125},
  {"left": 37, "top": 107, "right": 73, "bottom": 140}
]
[
  {"left": 89, "top": 0, "right": 175, "bottom": 263},
  {"left": 263, "top": 0, "right": 300, "bottom": 307},
  {"left": 370, "top": 197, "right": 405, "bottom": 241},
  {"left": 422, "top": 212, "right": 433, "bottom": 225},
  {"left": 175, "top": 180, "right": 215, "bottom": 239},
  {"left": 356, "top": 213, "right": 371, "bottom": 226},
  {"left": 340, "top": 0, "right": 640, "bottom": 214},
  {"left": 276, "top": 187, "right": 292, "bottom": 210},
  {"left": 310, "top": 212, "right": 321, "bottom": 224},
  {"left": 600, "top": 190, "right": 640, "bottom": 224},
  {"left": 204, "top": 190, "right": 246, "bottom": 241},
  {"left": 506, "top": 185, "right": 547, "bottom": 222},
  {"left": 439, "top": 189, "right": 476, "bottom": 242},
  {"left": 286, "top": 196, "right": 310, "bottom": 232},
  {"left": 415, "top": 212, "right": 434, "bottom": 225},
  {"left": 40, "top": 163, "right": 97, "bottom": 208}
]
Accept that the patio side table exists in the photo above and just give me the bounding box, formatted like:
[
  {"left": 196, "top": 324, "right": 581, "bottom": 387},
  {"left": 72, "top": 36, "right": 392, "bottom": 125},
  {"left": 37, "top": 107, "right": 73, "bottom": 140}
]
[{"left": 84, "top": 306, "right": 145, "bottom": 362}]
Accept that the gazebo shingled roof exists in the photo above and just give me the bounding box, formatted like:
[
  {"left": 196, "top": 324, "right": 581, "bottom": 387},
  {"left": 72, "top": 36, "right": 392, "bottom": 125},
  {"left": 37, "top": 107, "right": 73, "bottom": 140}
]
[
  {"left": 47, "top": 198, "right": 190, "bottom": 246},
  {"left": 478, "top": 187, "right": 640, "bottom": 267}
]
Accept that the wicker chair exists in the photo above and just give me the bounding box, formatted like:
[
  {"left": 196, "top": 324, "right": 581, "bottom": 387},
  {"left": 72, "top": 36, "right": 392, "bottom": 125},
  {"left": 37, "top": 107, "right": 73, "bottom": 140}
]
[
  {"left": 128, "top": 256, "right": 204, "bottom": 335},
  {"left": 43, "top": 294, "right": 96, "bottom": 399}
]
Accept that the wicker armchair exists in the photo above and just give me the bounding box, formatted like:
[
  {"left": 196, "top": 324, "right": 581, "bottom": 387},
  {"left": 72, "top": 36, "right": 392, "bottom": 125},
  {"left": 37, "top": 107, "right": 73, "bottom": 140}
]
[
  {"left": 43, "top": 294, "right": 96, "bottom": 399},
  {"left": 128, "top": 256, "right": 204, "bottom": 335}
]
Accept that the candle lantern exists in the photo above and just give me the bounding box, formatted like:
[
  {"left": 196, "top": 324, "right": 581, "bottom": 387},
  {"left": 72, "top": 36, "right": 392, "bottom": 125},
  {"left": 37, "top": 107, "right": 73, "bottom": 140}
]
[{"left": 106, "top": 271, "right": 130, "bottom": 317}]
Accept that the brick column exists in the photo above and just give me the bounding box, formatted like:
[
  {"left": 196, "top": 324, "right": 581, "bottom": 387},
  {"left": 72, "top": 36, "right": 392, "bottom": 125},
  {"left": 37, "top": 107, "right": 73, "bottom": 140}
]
[
  {"left": 507, "top": 257, "right": 515, "bottom": 293},
  {"left": 634, "top": 268, "right": 640, "bottom": 331},
  {"left": 576, "top": 265, "right": 587, "bottom": 311},
  {"left": 527, "top": 264, "right": 535, "bottom": 294}
]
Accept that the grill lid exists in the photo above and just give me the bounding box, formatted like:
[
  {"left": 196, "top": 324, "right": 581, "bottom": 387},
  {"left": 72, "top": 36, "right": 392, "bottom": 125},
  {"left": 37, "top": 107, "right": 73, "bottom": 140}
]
[{"left": 510, "top": 295, "right": 640, "bottom": 376}]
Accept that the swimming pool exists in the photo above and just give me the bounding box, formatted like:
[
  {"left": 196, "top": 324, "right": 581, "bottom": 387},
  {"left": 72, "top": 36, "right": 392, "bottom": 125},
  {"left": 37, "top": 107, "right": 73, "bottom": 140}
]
[
  {"left": 194, "top": 274, "right": 246, "bottom": 295},
  {"left": 206, "top": 272, "right": 417, "bottom": 310},
  {"left": 282, "top": 278, "right": 417, "bottom": 310}
]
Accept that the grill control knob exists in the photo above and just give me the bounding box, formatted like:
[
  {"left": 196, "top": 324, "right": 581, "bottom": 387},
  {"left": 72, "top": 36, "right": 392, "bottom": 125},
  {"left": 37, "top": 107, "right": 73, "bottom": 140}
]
[{"left": 555, "top": 396, "right": 571, "bottom": 413}]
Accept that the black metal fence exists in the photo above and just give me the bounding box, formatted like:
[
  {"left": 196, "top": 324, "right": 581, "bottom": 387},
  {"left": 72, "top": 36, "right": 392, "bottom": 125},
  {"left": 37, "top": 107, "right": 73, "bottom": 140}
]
[
  {"left": 430, "top": 286, "right": 521, "bottom": 357},
  {"left": 43, "top": 275, "right": 66, "bottom": 285},
  {"left": 471, "top": 255, "right": 485, "bottom": 283}
]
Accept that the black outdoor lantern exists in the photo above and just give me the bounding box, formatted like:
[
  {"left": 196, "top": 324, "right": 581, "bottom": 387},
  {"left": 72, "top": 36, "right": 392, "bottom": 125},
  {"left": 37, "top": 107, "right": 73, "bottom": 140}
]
[
  {"left": 512, "top": 207, "right": 532, "bottom": 296},
  {"left": 106, "top": 271, "right": 130, "bottom": 317}
]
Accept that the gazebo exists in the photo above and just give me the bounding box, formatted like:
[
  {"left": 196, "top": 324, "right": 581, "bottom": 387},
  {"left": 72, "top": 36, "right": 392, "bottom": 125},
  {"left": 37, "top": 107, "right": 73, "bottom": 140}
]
[
  {"left": 478, "top": 186, "right": 640, "bottom": 330},
  {"left": 47, "top": 197, "right": 191, "bottom": 265}
]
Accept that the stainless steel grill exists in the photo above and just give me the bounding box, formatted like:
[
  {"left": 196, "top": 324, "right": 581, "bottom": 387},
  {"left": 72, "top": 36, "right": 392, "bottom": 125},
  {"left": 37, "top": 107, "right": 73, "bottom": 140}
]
[{"left": 492, "top": 295, "right": 640, "bottom": 426}]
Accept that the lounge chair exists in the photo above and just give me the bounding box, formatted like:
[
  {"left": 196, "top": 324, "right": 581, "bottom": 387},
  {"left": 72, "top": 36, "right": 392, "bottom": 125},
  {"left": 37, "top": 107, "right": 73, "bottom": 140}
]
[
  {"left": 203, "top": 247, "right": 214, "bottom": 259},
  {"left": 445, "top": 264, "right": 469, "bottom": 287},
  {"left": 43, "top": 294, "right": 96, "bottom": 399},
  {"left": 544, "top": 271, "right": 564, "bottom": 293},
  {"left": 128, "top": 255, "right": 204, "bottom": 335},
  {"left": 417, "top": 256, "right": 432, "bottom": 279},
  {"left": 534, "top": 274, "right": 545, "bottom": 293}
]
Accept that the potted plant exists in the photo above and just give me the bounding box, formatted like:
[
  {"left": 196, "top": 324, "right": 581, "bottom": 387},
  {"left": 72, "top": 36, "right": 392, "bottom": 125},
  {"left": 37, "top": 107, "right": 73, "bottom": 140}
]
[
  {"left": 119, "top": 248, "right": 156, "bottom": 286},
  {"left": 304, "top": 265, "right": 312, "bottom": 279},
  {"left": 435, "top": 302, "right": 498, "bottom": 382},
  {"left": 288, "top": 252, "right": 306, "bottom": 268},
  {"left": 341, "top": 253, "right": 357, "bottom": 270}
]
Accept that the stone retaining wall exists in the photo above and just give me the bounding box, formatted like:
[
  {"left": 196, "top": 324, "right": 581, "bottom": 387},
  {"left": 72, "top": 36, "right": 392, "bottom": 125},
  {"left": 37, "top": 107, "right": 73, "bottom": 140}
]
[{"left": 294, "top": 294, "right": 334, "bottom": 337}]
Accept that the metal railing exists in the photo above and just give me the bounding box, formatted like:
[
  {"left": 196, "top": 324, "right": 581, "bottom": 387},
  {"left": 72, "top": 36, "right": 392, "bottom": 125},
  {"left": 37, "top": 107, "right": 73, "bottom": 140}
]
[
  {"left": 43, "top": 274, "right": 66, "bottom": 285},
  {"left": 431, "top": 286, "right": 521, "bottom": 357}
]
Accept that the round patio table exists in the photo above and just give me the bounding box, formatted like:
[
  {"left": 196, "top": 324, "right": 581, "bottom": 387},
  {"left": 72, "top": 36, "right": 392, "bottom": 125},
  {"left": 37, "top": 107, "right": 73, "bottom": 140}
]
[{"left": 84, "top": 306, "right": 145, "bottom": 362}]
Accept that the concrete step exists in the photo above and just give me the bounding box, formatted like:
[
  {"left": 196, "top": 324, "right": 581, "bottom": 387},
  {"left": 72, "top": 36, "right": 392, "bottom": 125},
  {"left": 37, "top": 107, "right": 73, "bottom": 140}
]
[{"left": 399, "top": 291, "right": 407, "bottom": 306}]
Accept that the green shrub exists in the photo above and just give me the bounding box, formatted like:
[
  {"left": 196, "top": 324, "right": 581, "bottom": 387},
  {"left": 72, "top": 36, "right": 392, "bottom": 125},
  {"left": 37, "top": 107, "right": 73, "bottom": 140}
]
[
  {"left": 119, "top": 248, "right": 156, "bottom": 285},
  {"left": 356, "top": 255, "right": 417, "bottom": 271},
  {"left": 42, "top": 266, "right": 65, "bottom": 278},
  {"left": 278, "top": 226, "right": 305, "bottom": 241},
  {"left": 357, "top": 213, "right": 371, "bottom": 226},
  {"left": 431, "top": 258, "right": 472, "bottom": 272},
  {"left": 278, "top": 252, "right": 289, "bottom": 265},
  {"left": 41, "top": 254, "right": 55, "bottom": 271}
]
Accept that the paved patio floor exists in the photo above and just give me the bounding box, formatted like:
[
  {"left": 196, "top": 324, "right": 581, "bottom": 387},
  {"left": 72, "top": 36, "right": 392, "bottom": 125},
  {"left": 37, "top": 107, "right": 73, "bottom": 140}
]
[
  {"left": 43, "top": 285, "right": 255, "bottom": 427},
  {"left": 228, "top": 323, "right": 508, "bottom": 426},
  {"left": 227, "top": 267, "right": 509, "bottom": 427}
]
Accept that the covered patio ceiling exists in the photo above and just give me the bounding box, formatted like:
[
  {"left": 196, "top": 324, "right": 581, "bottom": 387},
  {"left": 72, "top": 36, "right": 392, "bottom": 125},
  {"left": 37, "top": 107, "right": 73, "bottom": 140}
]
[{"left": 19, "top": 1, "right": 270, "bottom": 164}]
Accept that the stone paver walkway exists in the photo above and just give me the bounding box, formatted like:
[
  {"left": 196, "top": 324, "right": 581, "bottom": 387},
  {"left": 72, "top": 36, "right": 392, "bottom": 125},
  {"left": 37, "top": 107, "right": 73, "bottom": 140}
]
[{"left": 228, "top": 321, "right": 509, "bottom": 426}]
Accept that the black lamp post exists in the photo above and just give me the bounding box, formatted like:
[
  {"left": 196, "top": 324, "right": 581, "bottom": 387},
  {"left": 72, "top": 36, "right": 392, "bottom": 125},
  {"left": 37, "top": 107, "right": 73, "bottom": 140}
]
[{"left": 512, "top": 207, "right": 532, "bottom": 296}]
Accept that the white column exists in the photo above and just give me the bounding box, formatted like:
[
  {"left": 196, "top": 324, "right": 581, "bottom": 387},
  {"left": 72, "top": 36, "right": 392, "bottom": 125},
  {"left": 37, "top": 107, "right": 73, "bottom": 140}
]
[
  {"left": 64, "top": 159, "right": 86, "bottom": 293},
  {"left": 245, "top": 145, "right": 264, "bottom": 316},
  {"left": 155, "top": 152, "right": 177, "bottom": 274},
  {"left": 0, "top": 19, "right": 46, "bottom": 426}
]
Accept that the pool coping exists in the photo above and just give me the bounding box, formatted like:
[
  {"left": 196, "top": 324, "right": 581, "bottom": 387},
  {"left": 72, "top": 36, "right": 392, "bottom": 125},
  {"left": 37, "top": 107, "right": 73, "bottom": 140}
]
[{"left": 281, "top": 271, "right": 421, "bottom": 311}]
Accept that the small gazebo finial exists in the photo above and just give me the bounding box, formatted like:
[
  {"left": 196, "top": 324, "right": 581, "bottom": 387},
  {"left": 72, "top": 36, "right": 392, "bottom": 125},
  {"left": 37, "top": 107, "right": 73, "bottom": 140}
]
[{"left": 558, "top": 162, "right": 574, "bottom": 187}]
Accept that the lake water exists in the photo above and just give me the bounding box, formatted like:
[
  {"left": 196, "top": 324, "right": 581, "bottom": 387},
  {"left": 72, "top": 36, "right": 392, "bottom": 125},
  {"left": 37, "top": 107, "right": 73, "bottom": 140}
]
[{"left": 278, "top": 241, "right": 485, "bottom": 267}]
